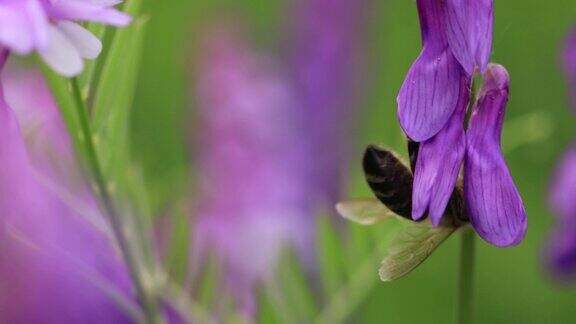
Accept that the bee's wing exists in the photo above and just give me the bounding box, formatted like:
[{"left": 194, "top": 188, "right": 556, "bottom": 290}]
[
  {"left": 379, "top": 222, "right": 457, "bottom": 282},
  {"left": 336, "top": 198, "right": 399, "bottom": 226}
]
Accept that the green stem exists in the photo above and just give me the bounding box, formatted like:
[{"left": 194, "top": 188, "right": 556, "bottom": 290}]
[
  {"left": 70, "top": 78, "right": 159, "bottom": 323},
  {"left": 456, "top": 228, "right": 475, "bottom": 324}
]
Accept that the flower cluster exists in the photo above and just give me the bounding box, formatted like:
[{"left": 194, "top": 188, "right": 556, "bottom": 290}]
[
  {"left": 191, "top": 29, "right": 311, "bottom": 315},
  {"left": 398, "top": 0, "right": 527, "bottom": 247},
  {"left": 0, "top": 0, "right": 130, "bottom": 76},
  {"left": 547, "top": 27, "right": 576, "bottom": 278},
  {"left": 190, "top": 0, "right": 365, "bottom": 315}
]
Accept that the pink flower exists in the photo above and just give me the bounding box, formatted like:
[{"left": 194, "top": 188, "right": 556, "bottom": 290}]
[{"left": 0, "top": 0, "right": 131, "bottom": 76}]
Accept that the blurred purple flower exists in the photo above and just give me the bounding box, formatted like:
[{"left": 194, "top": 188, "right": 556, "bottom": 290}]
[
  {"left": 191, "top": 28, "right": 311, "bottom": 316},
  {"left": 191, "top": 0, "right": 367, "bottom": 315},
  {"left": 291, "top": 0, "right": 366, "bottom": 207},
  {"left": 546, "top": 28, "right": 576, "bottom": 278},
  {"left": 548, "top": 146, "right": 576, "bottom": 278},
  {"left": 397, "top": 0, "right": 493, "bottom": 142},
  {"left": 2, "top": 61, "right": 85, "bottom": 190},
  {"left": 0, "top": 0, "right": 131, "bottom": 76},
  {"left": 0, "top": 51, "right": 136, "bottom": 323},
  {"left": 412, "top": 64, "right": 527, "bottom": 247}
]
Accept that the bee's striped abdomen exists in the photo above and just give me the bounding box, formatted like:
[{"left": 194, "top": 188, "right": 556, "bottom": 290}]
[
  {"left": 407, "top": 139, "right": 419, "bottom": 173},
  {"left": 363, "top": 145, "right": 414, "bottom": 219}
]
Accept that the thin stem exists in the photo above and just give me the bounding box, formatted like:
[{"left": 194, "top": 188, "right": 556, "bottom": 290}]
[
  {"left": 456, "top": 228, "right": 475, "bottom": 324},
  {"left": 70, "top": 78, "right": 159, "bottom": 323}
]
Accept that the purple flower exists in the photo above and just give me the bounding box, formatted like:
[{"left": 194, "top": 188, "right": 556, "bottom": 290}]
[
  {"left": 290, "top": 0, "right": 365, "bottom": 206},
  {"left": 397, "top": 1, "right": 526, "bottom": 247},
  {"left": 397, "top": 0, "right": 493, "bottom": 142},
  {"left": 0, "top": 0, "right": 47, "bottom": 54},
  {"left": 412, "top": 63, "right": 527, "bottom": 247},
  {"left": 191, "top": 28, "right": 311, "bottom": 316},
  {"left": 547, "top": 146, "right": 576, "bottom": 278},
  {"left": 0, "top": 51, "right": 135, "bottom": 323},
  {"left": 546, "top": 28, "right": 576, "bottom": 278},
  {"left": 0, "top": 0, "right": 131, "bottom": 76},
  {"left": 464, "top": 66, "right": 527, "bottom": 246}
]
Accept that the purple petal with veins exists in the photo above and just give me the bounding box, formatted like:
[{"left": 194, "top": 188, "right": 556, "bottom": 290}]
[
  {"left": 444, "top": 0, "right": 493, "bottom": 75},
  {"left": 397, "top": 0, "right": 466, "bottom": 142},
  {"left": 412, "top": 74, "right": 469, "bottom": 225},
  {"left": 465, "top": 64, "right": 527, "bottom": 247}
]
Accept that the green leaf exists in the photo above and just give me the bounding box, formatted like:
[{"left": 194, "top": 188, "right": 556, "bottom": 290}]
[
  {"left": 336, "top": 198, "right": 397, "bottom": 226},
  {"left": 379, "top": 221, "right": 456, "bottom": 282},
  {"left": 315, "top": 223, "right": 399, "bottom": 324},
  {"left": 276, "top": 250, "right": 318, "bottom": 321},
  {"left": 196, "top": 253, "right": 221, "bottom": 309},
  {"left": 317, "top": 217, "right": 346, "bottom": 299},
  {"left": 91, "top": 1, "right": 147, "bottom": 194},
  {"left": 41, "top": 66, "right": 87, "bottom": 161}
]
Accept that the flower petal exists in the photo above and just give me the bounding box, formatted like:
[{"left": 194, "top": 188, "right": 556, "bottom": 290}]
[
  {"left": 57, "top": 21, "right": 102, "bottom": 59},
  {"left": 0, "top": 0, "right": 48, "bottom": 54},
  {"left": 412, "top": 76, "right": 469, "bottom": 225},
  {"left": 444, "top": 0, "right": 493, "bottom": 75},
  {"left": 49, "top": 0, "right": 131, "bottom": 26},
  {"left": 465, "top": 64, "right": 527, "bottom": 247},
  {"left": 38, "top": 24, "right": 83, "bottom": 77},
  {"left": 397, "top": 0, "right": 466, "bottom": 142}
]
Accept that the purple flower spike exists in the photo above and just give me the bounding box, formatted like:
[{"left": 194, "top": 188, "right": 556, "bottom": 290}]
[
  {"left": 465, "top": 64, "right": 527, "bottom": 247},
  {"left": 192, "top": 27, "right": 311, "bottom": 317},
  {"left": 547, "top": 146, "right": 576, "bottom": 277},
  {"left": 397, "top": 0, "right": 467, "bottom": 142},
  {"left": 291, "top": 0, "right": 364, "bottom": 206},
  {"left": 412, "top": 76, "right": 469, "bottom": 225},
  {"left": 562, "top": 26, "right": 576, "bottom": 110},
  {"left": 445, "top": 0, "right": 494, "bottom": 75}
]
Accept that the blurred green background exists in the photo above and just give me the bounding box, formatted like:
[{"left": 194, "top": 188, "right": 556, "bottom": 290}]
[{"left": 131, "top": 0, "right": 576, "bottom": 322}]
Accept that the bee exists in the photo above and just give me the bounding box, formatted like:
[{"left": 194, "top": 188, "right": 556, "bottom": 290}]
[{"left": 362, "top": 140, "right": 468, "bottom": 225}]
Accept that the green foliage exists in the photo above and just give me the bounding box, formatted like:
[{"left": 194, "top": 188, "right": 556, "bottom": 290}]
[
  {"left": 41, "top": 68, "right": 86, "bottom": 162},
  {"left": 91, "top": 1, "right": 147, "bottom": 198}
]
